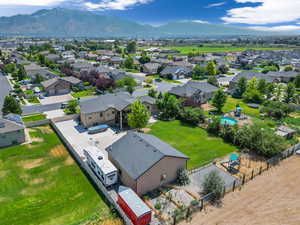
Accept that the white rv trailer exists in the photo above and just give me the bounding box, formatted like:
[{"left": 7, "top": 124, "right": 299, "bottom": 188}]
[{"left": 83, "top": 146, "right": 118, "bottom": 187}]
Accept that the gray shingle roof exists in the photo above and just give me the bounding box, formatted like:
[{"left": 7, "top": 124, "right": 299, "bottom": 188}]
[
  {"left": 0, "top": 118, "right": 24, "bottom": 134},
  {"left": 161, "top": 66, "right": 192, "bottom": 76},
  {"left": 80, "top": 92, "right": 136, "bottom": 114},
  {"left": 107, "top": 131, "right": 188, "bottom": 180},
  {"left": 169, "top": 81, "right": 218, "bottom": 98},
  {"left": 41, "top": 76, "right": 80, "bottom": 88},
  {"left": 139, "top": 96, "right": 156, "bottom": 105},
  {"left": 231, "top": 71, "right": 274, "bottom": 83}
]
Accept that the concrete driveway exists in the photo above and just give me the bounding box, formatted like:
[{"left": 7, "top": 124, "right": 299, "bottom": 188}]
[
  {"left": 55, "top": 119, "right": 126, "bottom": 158},
  {"left": 40, "top": 94, "right": 73, "bottom": 105}
]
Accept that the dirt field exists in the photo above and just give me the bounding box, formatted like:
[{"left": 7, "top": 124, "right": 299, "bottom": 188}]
[{"left": 181, "top": 156, "right": 300, "bottom": 225}]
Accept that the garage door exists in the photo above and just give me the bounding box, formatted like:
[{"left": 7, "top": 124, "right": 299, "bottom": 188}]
[{"left": 56, "top": 88, "right": 69, "bottom": 95}]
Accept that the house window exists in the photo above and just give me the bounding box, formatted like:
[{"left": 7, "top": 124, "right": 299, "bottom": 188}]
[
  {"left": 88, "top": 116, "right": 92, "bottom": 120},
  {"left": 112, "top": 111, "right": 115, "bottom": 114},
  {"left": 100, "top": 113, "right": 103, "bottom": 117}
]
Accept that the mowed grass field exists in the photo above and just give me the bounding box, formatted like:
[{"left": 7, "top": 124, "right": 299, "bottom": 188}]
[
  {"left": 0, "top": 126, "right": 119, "bottom": 225},
  {"left": 149, "top": 120, "right": 237, "bottom": 169},
  {"left": 162, "top": 46, "right": 290, "bottom": 55}
]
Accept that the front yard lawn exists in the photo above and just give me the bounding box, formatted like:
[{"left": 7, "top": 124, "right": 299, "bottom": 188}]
[
  {"left": 22, "top": 113, "right": 47, "bottom": 123},
  {"left": 72, "top": 90, "right": 96, "bottom": 98},
  {"left": 149, "top": 120, "right": 237, "bottom": 169},
  {"left": 0, "top": 126, "right": 118, "bottom": 225},
  {"left": 27, "top": 96, "right": 40, "bottom": 104}
]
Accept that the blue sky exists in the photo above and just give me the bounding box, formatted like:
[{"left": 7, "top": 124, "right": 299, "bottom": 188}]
[{"left": 0, "top": 0, "right": 300, "bottom": 31}]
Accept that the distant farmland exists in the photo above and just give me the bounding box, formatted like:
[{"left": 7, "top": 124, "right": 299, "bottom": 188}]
[{"left": 163, "top": 45, "right": 291, "bottom": 55}]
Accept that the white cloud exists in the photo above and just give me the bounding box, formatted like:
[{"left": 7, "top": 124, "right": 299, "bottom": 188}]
[
  {"left": 0, "top": 0, "right": 66, "bottom": 6},
  {"left": 222, "top": 0, "right": 300, "bottom": 25},
  {"left": 191, "top": 20, "right": 210, "bottom": 24},
  {"left": 85, "top": 0, "right": 153, "bottom": 10},
  {"left": 249, "top": 25, "right": 300, "bottom": 32},
  {"left": 205, "top": 1, "right": 226, "bottom": 8}
]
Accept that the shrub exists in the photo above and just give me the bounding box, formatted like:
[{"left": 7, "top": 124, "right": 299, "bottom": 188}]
[
  {"left": 202, "top": 171, "right": 225, "bottom": 202},
  {"left": 207, "top": 117, "right": 221, "bottom": 135},
  {"left": 177, "top": 168, "right": 190, "bottom": 186},
  {"left": 180, "top": 107, "right": 205, "bottom": 125}
]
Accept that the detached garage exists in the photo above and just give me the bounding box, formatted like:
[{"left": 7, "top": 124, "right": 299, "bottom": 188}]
[{"left": 41, "top": 76, "right": 81, "bottom": 96}]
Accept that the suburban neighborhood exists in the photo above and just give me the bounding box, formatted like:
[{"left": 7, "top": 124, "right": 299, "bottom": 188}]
[{"left": 1, "top": 4, "right": 300, "bottom": 225}]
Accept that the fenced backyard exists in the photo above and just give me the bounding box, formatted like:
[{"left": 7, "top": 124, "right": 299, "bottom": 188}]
[{"left": 150, "top": 143, "right": 300, "bottom": 225}]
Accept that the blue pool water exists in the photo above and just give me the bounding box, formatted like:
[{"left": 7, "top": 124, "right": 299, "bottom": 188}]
[{"left": 220, "top": 117, "right": 238, "bottom": 126}]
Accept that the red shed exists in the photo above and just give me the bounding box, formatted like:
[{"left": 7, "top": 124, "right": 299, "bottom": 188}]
[{"left": 117, "top": 186, "right": 152, "bottom": 225}]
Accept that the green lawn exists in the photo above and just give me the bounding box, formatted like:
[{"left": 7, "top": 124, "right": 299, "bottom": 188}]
[
  {"left": 161, "top": 46, "right": 291, "bottom": 55},
  {"left": 22, "top": 113, "right": 47, "bottom": 123},
  {"left": 222, "top": 97, "right": 261, "bottom": 118},
  {"left": 72, "top": 90, "right": 96, "bottom": 98},
  {"left": 149, "top": 120, "right": 237, "bottom": 169},
  {"left": 27, "top": 96, "right": 40, "bottom": 104},
  {"left": 0, "top": 126, "right": 117, "bottom": 225}
]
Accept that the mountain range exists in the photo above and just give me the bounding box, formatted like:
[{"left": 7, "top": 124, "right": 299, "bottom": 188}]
[{"left": 0, "top": 8, "right": 269, "bottom": 37}]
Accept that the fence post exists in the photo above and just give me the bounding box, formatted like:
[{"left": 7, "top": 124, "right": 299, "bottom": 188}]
[
  {"left": 232, "top": 180, "right": 236, "bottom": 192},
  {"left": 259, "top": 166, "right": 262, "bottom": 175},
  {"left": 251, "top": 169, "right": 254, "bottom": 180},
  {"left": 186, "top": 207, "right": 190, "bottom": 219},
  {"left": 200, "top": 198, "right": 204, "bottom": 211},
  {"left": 173, "top": 215, "right": 176, "bottom": 225},
  {"left": 222, "top": 186, "right": 226, "bottom": 197},
  {"left": 242, "top": 174, "right": 245, "bottom": 185},
  {"left": 267, "top": 162, "right": 270, "bottom": 170}
]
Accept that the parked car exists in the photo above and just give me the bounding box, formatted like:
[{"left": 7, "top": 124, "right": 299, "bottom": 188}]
[
  {"left": 60, "top": 102, "right": 68, "bottom": 109},
  {"left": 39, "top": 94, "right": 45, "bottom": 99}
]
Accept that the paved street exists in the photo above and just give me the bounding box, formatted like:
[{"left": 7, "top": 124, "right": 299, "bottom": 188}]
[
  {"left": 22, "top": 102, "right": 62, "bottom": 115},
  {"left": 0, "top": 72, "right": 12, "bottom": 111}
]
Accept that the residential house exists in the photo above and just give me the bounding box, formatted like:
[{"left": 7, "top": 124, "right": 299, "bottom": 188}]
[
  {"left": 268, "top": 71, "right": 298, "bottom": 83},
  {"left": 169, "top": 81, "right": 218, "bottom": 104},
  {"left": 109, "top": 57, "right": 124, "bottom": 67},
  {"left": 41, "top": 76, "right": 81, "bottom": 96},
  {"left": 24, "top": 63, "right": 57, "bottom": 80},
  {"left": 160, "top": 66, "right": 192, "bottom": 80},
  {"left": 229, "top": 71, "right": 274, "bottom": 91},
  {"left": 107, "top": 131, "right": 189, "bottom": 196},
  {"left": 0, "top": 116, "right": 25, "bottom": 148},
  {"left": 142, "top": 63, "right": 161, "bottom": 75},
  {"left": 80, "top": 92, "right": 155, "bottom": 128}
]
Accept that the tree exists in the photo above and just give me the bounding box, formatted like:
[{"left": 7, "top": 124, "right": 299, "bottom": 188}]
[
  {"left": 176, "top": 168, "right": 190, "bottom": 186},
  {"left": 260, "top": 101, "right": 293, "bottom": 120},
  {"left": 127, "top": 86, "right": 134, "bottom": 95},
  {"left": 2, "top": 95, "right": 22, "bottom": 115},
  {"left": 284, "top": 82, "right": 296, "bottom": 103},
  {"left": 266, "top": 82, "right": 276, "bottom": 99},
  {"left": 127, "top": 100, "right": 150, "bottom": 130},
  {"left": 206, "top": 61, "right": 217, "bottom": 76},
  {"left": 139, "top": 52, "right": 150, "bottom": 64},
  {"left": 207, "top": 117, "right": 221, "bottom": 135},
  {"left": 294, "top": 74, "right": 300, "bottom": 88},
  {"left": 180, "top": 107, "right": 205, "bottom": 125},
  {"left": 234, "top": 123, "right": 287, "bottom": 157},
  {"left": 207, "top": 76, "right": 219, "bottom": 87},
  {"left": 202, "top": 171, "right": 225, "bottom": 202},
  {"left": 33, "top": 73, "right": 44, "bottom": 84},
  {"left": 95, "top": 77, "right": 115, "bottom": 91},
  {"left": 218, "top": 65, "right": 229, "bottom": 74},
  {"left": 156, "top": 93, "right": 180, "bottom": 120},
  {"left": 257, "top": 79, "right": 267, "bottom": 95},
  {"left": 17, "top": 65, "right": 27, "bottom": 81},
  {"left": 123, "top": 56, "right": 134, "bottom": 69},
  {"left": 284, "top": 65, "right": 293, "bottom": 72},
  {"left": 66, "top": 100, "right": 79, "bottom": 114},
  {"left": 212, "top": 89, "right": 227, "bottom": 112},
  {"left": 243, "top": 77, "right": 263, "bottom": 103},
  {"left": 192, "top": 64, "right": 206, "bottom": 80},
  {"left": 126, "top": 41, "right": 137, "bottom": 54},
  {"left": 233, "top": 77, "right": 247, "bottom": 98},
  {"left": 148, "top": 88, "right": 157, "bottom": 98}
]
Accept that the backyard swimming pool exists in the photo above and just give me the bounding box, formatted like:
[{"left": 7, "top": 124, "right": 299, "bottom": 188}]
[{"left": 220, "top": 117, "right": 238, "bottom": 126}]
